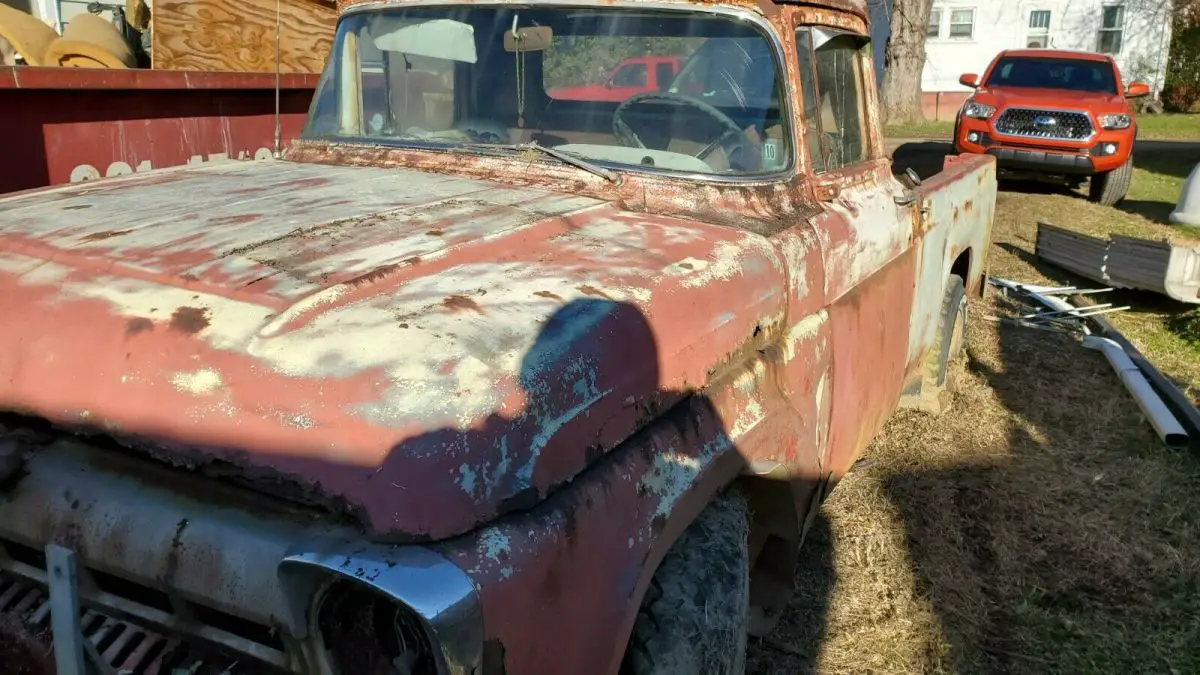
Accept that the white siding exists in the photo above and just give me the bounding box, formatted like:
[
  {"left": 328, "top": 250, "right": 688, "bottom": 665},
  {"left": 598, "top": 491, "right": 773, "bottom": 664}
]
[{"left": 923, "top": 0, "right": 1173, "bottom": 95}]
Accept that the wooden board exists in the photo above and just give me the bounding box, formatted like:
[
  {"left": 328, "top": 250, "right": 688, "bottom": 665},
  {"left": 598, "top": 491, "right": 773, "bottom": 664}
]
[{"left": 151, "top": 0, "right": 336, "bottom": 74}]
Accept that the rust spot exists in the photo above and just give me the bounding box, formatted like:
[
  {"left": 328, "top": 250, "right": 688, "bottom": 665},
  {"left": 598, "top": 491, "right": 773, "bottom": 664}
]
[
  {"left": 678, "top": 262, "right": 694, "bottom": 270},
  {"left": 125, "top": 318, "right": 153, "bottom": 337},
  {"left": 402, "top": 256, "right": 422, "bottom": 265},
  {"left": 964, "top": 199, "right": 974, "bottom": 214},
  {"left": 169, "top": 307, "right": 211, "bottom": 334},
  {"left": 347, "top": 264, "right": 399, "bottom": 287},
  {"left": 180, "top": 273, "right": 199, "bottom": 282},
  {"left": 227, "top": 186, "right": 268, "bottom": 196},
  {"left": 442, "top": 295, "right": 483, "bottom": 314},
  {"left": 534, "top": 290, "right": 564, "bottom": 301},
  {"left": 210, "top": 214, "right": 262, "bottom": 226},
  {"left": 426, "top": 229, "right": 445, "bottom": 237},
  {"left": 577, "top": 285, "right": 611, "bottom": 300},
  {"left": 80, "top": 229, "right": 132, "bottom": 242},
  {"left": 283, "top": 176, "right": 333, "bottom": 189},
  {"left": 64, "top": 204, "right": 93, "bottom": 211}
]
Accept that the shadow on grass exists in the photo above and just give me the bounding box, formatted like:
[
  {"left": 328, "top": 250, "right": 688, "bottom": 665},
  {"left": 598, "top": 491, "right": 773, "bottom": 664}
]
[
  {"left": 890, "top": 143, "right": 1084, "bottom": 200},
  {"left": 1132, "top": 142, "right": 1199, "bottom": 180},
  {"left": 1116, "top": 199, "right": 1176, "bottom": 224},
  {"left": 883, "top": 318, "right": 1200, "bottom": 674}
]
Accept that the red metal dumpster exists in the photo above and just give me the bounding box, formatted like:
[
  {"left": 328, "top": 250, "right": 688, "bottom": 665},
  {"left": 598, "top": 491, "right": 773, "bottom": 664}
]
[{"left": 0, "top": 66, "right": 318, "bottom": 195}]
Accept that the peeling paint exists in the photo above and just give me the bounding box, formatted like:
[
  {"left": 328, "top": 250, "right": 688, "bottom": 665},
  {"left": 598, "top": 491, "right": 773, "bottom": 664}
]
[
  {"left": 784, "top": 310, "right": 828, "bottom": 361},
  {"left": 170, "top": 368, "right": 224, "bottom": 396}
]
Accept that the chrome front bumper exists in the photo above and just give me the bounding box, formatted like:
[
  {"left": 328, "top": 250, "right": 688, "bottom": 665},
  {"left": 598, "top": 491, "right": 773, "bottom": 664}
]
[{"left": 0, "top": 436, "right": 481, "bottom": 674}]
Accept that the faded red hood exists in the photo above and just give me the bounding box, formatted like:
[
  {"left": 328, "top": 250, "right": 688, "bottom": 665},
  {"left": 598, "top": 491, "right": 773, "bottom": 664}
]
[{"left": 0, "top": 160, "right": 785, "bottom": 540}]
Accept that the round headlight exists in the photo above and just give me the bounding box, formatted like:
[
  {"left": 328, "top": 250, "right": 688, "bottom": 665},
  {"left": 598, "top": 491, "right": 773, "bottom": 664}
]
[{"left": 318, "top": 580, "right": 439, "bottom": 675}]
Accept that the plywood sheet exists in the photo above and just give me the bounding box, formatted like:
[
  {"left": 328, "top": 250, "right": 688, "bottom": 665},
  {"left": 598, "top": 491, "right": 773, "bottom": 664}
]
[{"left": 151, "top": 0, "right": 336, "bottom": 74}]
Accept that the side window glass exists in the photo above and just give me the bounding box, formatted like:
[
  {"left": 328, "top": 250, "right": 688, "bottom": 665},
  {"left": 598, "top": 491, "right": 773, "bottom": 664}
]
[
  {"left": 795, "top": 29, "right": 824, "bottom": 173},
  {"left": 797, "top": 28, "right": 870, "bottom": 172},
  {"left": 654, "top": 62, "right": 675, "bottom": 91},
  {"left": 611, "top": 63, "right": 647, "bottom": 88}
]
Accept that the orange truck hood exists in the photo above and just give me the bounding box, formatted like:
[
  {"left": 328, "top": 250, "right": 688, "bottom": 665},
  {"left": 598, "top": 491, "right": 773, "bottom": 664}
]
[
  {"left": 972, "top": 85, "right": 1128, "bottom": 113},
  {"left": 0, "top": 160, "right": 785, "bottom": 540}
]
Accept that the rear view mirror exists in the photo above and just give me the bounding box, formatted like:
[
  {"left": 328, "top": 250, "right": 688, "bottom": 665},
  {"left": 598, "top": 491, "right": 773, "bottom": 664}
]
[
  {"left": 1126, "top": 81, "right": 1150, "bottom": 98},
  {"left": 504, "top": 26, "right": 553, "bottom": 52},
  {"left": 959, "top": 73, "right": 979, "bottom": 88}
]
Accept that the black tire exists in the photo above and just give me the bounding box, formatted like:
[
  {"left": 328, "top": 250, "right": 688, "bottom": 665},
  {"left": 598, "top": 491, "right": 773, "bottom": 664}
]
[
  {"left": 1088, "top": 155, "right": 1134, "bottom": 206},
  {"left": 623, "top": 492, "right": 750, "bottom": 675},
  {"left": 932, "top": 274, "right": 967, "bottom": 389}
]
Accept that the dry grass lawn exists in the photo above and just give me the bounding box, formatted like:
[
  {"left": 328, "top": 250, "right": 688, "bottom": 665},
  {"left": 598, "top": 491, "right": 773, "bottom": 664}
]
[
  {"left": 749, "top": 296, "right": 1200, "bottom": 674},
  {"left": 748, "top": 141, "right": 1200, "bottom": 674}
]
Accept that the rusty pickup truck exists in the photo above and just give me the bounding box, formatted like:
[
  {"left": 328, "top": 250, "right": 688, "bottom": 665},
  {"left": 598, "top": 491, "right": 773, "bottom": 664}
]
[{"left": 0, "top": 0, "right": 996, "bottom": 674}]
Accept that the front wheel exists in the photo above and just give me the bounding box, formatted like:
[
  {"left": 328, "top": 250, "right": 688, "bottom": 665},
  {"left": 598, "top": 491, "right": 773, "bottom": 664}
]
[
  {"left": 622, "top": 492, "right": 750, "bottom": 675},
  {"left": 1088, "top": 155, "right": 1134, "bottom": 206}
]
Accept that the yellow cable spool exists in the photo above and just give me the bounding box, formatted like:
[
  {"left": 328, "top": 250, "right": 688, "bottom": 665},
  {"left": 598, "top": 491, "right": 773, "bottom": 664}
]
[
  {"left": 0, "top": 4, "right": 60, "bottom": 67},
  {"left": 43, "top": 13, "right": 135, "bottom": 69}
]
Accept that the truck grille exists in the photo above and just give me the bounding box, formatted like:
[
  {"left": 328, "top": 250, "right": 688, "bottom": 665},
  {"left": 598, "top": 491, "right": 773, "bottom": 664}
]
[
  {"left": 995, "top": 108, "right": 1094, "bottom": 141},
  {"left": 0, "top": 574, "right": 244, "bottom": 674}
]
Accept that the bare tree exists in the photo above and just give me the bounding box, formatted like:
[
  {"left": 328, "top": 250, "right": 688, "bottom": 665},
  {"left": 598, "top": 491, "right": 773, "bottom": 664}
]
[{"left": 881, "top": 0, "right": 935, "bottom": 125}]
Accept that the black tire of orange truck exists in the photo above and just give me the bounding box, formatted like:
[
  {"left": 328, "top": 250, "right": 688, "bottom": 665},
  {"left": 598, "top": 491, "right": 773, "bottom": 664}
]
[{"left": 1089, "top": 155, "right": 1134, "bottom": 207}]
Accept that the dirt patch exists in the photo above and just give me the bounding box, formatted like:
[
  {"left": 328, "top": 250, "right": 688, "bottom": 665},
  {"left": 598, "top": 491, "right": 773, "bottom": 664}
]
[
  {"left": 0, "top": 615, "right": 53, "bottom": 675},
  {"left": 748, "top": 294, "right": 1200, "bottom": 673}
]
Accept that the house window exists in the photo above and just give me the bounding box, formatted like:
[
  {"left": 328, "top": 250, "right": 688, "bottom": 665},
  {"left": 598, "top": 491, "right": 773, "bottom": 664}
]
[
  {"left": 949, "top": 9, "right": 975, "bottom": 39},
  {"left": 1098, "top": 5, "right": 1124, "bottom": 54},
  {"left": 927, "top": 8, "right": 942, "bottom": 39},
  {"left": 1027, "top": 10, "right": 1051, "bottom": 48}
]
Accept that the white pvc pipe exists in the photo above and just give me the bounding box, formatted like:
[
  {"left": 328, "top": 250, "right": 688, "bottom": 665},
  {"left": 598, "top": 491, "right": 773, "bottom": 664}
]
[{"left": 1083, "top": 336, "right": 1189, "bottom": 448}]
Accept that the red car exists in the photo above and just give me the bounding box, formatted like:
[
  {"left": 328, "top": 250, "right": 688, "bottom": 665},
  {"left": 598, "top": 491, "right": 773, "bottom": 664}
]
[
  {"left": 547, "top": 55, "right": 684, "bottom": 102},
  {"left": 954, "top": 49, "right": 1150, "bottom": 206}
]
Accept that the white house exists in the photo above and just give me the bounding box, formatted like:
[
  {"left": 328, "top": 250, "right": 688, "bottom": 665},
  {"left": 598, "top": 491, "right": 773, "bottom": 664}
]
[{"left": 920, "top": 0, "right": 1174, "bottom": 119}]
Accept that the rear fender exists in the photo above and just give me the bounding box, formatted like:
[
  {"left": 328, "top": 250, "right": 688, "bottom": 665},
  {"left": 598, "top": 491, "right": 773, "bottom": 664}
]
[{"left": 906, "top": 153, "right": 997, "bottom": 368}]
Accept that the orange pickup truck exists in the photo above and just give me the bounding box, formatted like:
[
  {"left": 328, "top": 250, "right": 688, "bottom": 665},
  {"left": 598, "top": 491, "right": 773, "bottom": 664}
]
[{"left": 953, "top": 49, "right": 1150, "bottom": 206}]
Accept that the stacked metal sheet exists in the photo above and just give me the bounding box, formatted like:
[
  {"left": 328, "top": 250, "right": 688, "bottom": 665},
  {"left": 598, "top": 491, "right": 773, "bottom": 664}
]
[{"left": 1035, "top": 222, "right": 1200, "bottom": 305}]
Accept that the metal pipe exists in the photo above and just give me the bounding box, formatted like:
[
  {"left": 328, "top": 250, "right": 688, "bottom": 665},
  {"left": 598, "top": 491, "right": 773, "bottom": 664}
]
[
  {"left": 1090, "top": 313, "right": 1200, "bottom": 454},
  {"left": 1020, "top": 303, "right": 1113, "bottom": 319},
  {"left": 1082, "top": 336, "right": 1189, "bottom": 448}
]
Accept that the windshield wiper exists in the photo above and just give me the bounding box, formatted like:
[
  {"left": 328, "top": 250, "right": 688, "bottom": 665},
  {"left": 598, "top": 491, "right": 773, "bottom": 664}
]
[{"left": 513, "top": 141, "right": 621, "bottom": 184}]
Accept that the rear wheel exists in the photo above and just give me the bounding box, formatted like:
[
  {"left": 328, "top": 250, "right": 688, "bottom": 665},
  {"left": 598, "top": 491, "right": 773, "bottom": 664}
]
[
  {"left": 1088, "top": 155, "right": 1133, "bottom": 206},
  {"left": 902, "top": 274, "right": 967, "bottom": 415},
  {"left": 934, "top": 274, "right": 968, "bottom": 390},
  {"left": 623, "top": 492, "right": 750, "bottom": 675}
]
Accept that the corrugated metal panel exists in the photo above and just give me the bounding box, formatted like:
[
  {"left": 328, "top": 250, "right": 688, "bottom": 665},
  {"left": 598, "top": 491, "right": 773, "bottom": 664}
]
[
  {"left": 1035, "top": 222, "right": 1110, "bottom": 284},
  {"left": 1035, "top": 222, "right": 1200, "bottom": 305},
  {"left": 1108, "top": 235, "right": 1172, "bottom": 294}
]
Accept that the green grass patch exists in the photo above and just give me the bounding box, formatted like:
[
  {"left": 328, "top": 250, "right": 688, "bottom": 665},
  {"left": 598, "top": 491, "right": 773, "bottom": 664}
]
[
  {"left": 1136, "top": 114, "right": 1200, "bottom": 142},
  {"left": 1167, "top": 309, "right": 1200, "bottom": 350}
]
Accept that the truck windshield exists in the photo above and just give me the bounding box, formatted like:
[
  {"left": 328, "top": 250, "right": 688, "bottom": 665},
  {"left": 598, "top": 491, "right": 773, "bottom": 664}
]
[
  {"left": 983, "top": 56, "right": 1117, "bottom": 94},
  {"left": 303, "top": 6, "right": 792, "bottom": 177}
]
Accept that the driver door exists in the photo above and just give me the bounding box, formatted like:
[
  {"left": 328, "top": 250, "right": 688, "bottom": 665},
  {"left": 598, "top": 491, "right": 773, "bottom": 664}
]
[{"left": 796, "top": 24, "right": 921, "bottom": 476}]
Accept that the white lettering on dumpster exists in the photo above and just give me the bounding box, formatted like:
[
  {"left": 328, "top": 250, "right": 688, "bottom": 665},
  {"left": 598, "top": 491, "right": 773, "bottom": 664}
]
[{"left": 68, "top": 147, "right": 274, "bottom": 184}]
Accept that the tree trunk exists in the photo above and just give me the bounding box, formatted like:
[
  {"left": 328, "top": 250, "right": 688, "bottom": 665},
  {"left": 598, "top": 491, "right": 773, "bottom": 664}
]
[{"left": 881, "top": 0, "right": 935, "bottom": 125}]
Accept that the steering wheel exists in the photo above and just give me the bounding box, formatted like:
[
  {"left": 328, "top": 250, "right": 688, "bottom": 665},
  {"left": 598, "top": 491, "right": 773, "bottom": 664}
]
[{"left": 612, "top": 92, "right": 761, "bottom": 172}]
